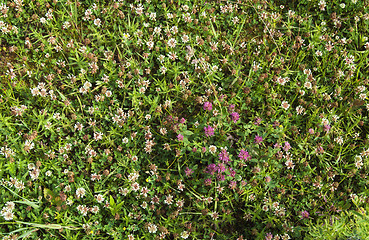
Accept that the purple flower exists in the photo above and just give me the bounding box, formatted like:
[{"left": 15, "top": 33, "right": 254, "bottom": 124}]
[
  {"left": 202, "top": 147, "right": 206, "bottom": 153},
  {"left": 217, "top": 163, "right": 226, "bottom": 173},
  {"left": 254, "top": 117, "right": 262, "bottom": 126},
  {"left": 229, "top": 181, "right": 237, "bottom": 189},
  {"left": 203, "top": 102, "right": 212, "bottom": 111},
  {"left": 177, "top": 134, "right": 184, "bottom": 141},
  {"left": 265, "top": 176, "right": 271, "bottom": 183},
  {"left": 229, "top": 167, "right": 236, "bottom": 178},
  {"left": 301, "top": 210, "right": 310, "bottom": 219},
  {"left": 217, "top": 174, "right": 225, "bottom": 181},
  {"left": 254, "top": 135, "right": 263, "bottom": 144},
  {"left": 316, "top": 145, "right": 324, "bottom": 154},
  {"left": 204, "top": 125, "right": 215, "bottom": 137},
  {"left": 204, "top": 178, "right": 212, "bottom": 186},
  {"left": 238, "top": 149, "right": 250, "bottom": 161},
  {"left": 274, "top": 143, "right": 281, "bottom": 149},
  {"left": 283, "top": 141, "right": 291, "bottom": 152},
  {"left": 218, "top": 148, "right": 230, "bottom": 163},
  {"left": 230, "top": 112, "right": 240, "bottom": 123},
  {"left": 228, "top": 104, "right": 235, "bottom": 112},
  {"left": 309, "top": 128, "right": 315, "bottom": 134},
  {"left": 323, "top": 124, "right": 331, "bottom": 132},
  {"left": 180, "top": 118, "right": 186, "bottom": 124},
  {"left": 265, "top": 232, "right": 273, "bottom": 240},
  {"left": 185, "top": 167, "right": 194, "bottom": 177},
  {"left": 206, "top": 164, "right": 217, "bottom": 175}
]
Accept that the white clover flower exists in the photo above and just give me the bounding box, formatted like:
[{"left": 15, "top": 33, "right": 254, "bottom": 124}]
[{"left": 76, "top": 187, "right": 86, "bottom": 198}]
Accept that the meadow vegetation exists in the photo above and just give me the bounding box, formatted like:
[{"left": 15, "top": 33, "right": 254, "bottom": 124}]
[{"left": 1, "top": 0, "right": 369, "bottom": 239}]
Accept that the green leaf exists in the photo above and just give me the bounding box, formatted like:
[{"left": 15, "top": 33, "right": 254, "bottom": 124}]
[
  {"left": 183, "top": 130, "right": 194, "bottom": 136},
  {"left": 110, "top": 195, "right": 115, "bottom": 208}
]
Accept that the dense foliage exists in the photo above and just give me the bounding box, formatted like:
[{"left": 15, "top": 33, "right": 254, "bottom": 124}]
[{"left": 1, "top": 0, "right": 369, "bottom": 239}]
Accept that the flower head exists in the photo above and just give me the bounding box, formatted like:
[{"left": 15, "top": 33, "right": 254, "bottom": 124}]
[
  {"left": 301, "top": 210, "right": 310, "bottom": 219},
  {"left": 177, "top": 134, "right": 184, "bottom": 141},
  {"left": 230, "top": 112, "right": 240, "bottom": 123},
  {"left": 254, "top": 135, "right": 263, "bottom": 144},
  {"left": 238, "top": 149, "right": 250, "bottom": 161},
  {"left": 204, "top": 125, "right": 215, "bottom": 137},
  {"left": 203, "top": 102, "right": 212, "bottom": 111}
]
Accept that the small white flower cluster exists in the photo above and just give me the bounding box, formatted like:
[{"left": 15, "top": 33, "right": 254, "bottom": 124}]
[
  {"left": 1, "top": 177, "right": 24, "bottom": 191},
  {"left": 0, "top": 146, "right": 15, "bottom": 159},
  {"left": 0, "top": 20, "right": 18, "bottom": 34},
  {"left": 28, "top": 163, "right": 40, "bottom": 180},
  {"left": 76, "top": 187, "right": 86, "bottom": 199},
  {"left": 1, "top": 202, "right": 15, "bottom": 221},
  {"left": 79, "top": 81, "right": 92, "bottom": 95},
  {"left": 276, "top": 76, "right": 290, "bottom": 86},
  {"left": 30, "top": 82, "right": 56, "bottom": 99},
  {"left": 355, "top": 155, "right": 363, "bottom": 169},
  {"left": 10, "top": 105, "right": 27, "bottom": 117},
  {"left": 76, "top": 204, "right": 90, "bottom": 216},
  {"left": 147, "top": 222, "right": 157, "bottom": 233}
]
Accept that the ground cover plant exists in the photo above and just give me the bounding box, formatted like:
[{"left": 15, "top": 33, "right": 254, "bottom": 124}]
[{"left": 0, "top": 0, "right": 369, "bottom": 239}]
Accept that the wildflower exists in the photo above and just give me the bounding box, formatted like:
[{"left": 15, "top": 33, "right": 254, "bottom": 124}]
[
  {"left": 321, "top": 118, "right": 329, "bottom": 125},
  {"left": 2, "top": 210, "right": 14, "bottom": 221},
  {"left": 265, "top": 233, "right": 273, "bottom": 240},
  {"left": 323, "top": 125, "right": 331, "bottom": 132},
  {"left": 164, "top": 194, "right": 173, "bottom": 205},
  {"left": 254, "top": 135, "right": 263, "bottom": 144},
  {"left": 204, "top": 125, "right": 215, "bottom": 137},
  {"left": 355, "top": 155, "right": 363, "bottom": 169},
  {"left": 210, "top": 211, "right": 219, "bottom": 220},
  {"left": 95, "top": 194, "right": 104, "bottom": 203},
  {"left": 131, "top": 182, "right": 140, "bottom": 192},
  {"left": 209, "top": 145, "right": 217, "bottom": 154},
  {"left": 167, "top": 38, "right": 177, "bottom": 48},
  {"left": 122, "top": 137, "right": 129, "bottom": 144},
  {"left": 304, "top": 81, "right": 312, "bottom": 89},
  {"left": 148, "top": 223, "right": 157, "bottom": 233},
  {"left": 230, "top": 112, "right": 240, "bottom": 123},
  {"left": 94, "top": 18, "right": 101, "bottom": 27},
  {"left": 185, "top": 167, "right": 194, "bottom": 177},
  {"left": 265, "top": 176, "right": 271, "bottom": 183},
  {"left": 238, "top": 149, "right": 250, "bottom": 161},
  {"left": 316, "top": 145, "right": 324, "bottom": 155},
  {"left": 5, "top": 202, "right": 15, "bottom": 211},
  {"left": 203, "top": 102, "right": 212, "bottom": 111},
  {"left": 301, "top": 210, "right": 310, "bottom": 219},
  {"left": 182, "top": 34, "right": 189, "bottom": 43},
  {"left": 281, "top": 101, "right": 290, "bottom": 110},
  {"left": 160, "top": 66, "right": 167, "bottom": 74},
  {"left": 122, "top": 33, "right": 130, "bottom": 41},
  {"left": 283, "top": 142, "right": 291, "bottom": 152},
  {"left": 177, "top": 134, "right": 184, "bottom": 141},
  {"left": 308, "top": 128, "right": 315, "bottom": 134},
  {"left": 296, "top": 105, "right": 305, "bottom": 115},
  {"left": 219, "top": 148, "right": 230, "bottom": 163},
  {"left": 204, "top": 178, "right": 212, "bottom": 185},
  {"left": 254, "top": 117, "right": 262, "bottom": 125},
  {"left": 285, "top": 159, "right": 295, "bottom": 169},
  {"left": 76, "top": 188, "right": 86, "bottom": 198},
  {"left": 94, "top": 132, "right": 103, "bottom": 141},
  {"left": 335, "top": 136, "right": 344, "bottom": 145},
  {"left": 181, "top": 231, "right": 190, "bottom": 239}
]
